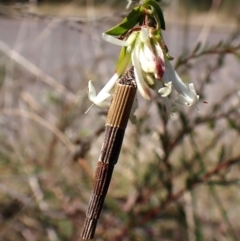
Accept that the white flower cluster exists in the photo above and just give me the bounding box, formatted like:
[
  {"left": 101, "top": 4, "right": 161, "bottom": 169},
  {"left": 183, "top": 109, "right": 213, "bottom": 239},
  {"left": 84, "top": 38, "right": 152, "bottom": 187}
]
[{"left": 87, "top": 27, "right": 199, "bottom": 113}]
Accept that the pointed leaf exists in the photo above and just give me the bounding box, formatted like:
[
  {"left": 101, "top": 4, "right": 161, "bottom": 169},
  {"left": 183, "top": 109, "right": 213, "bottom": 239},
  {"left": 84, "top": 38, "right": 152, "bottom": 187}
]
[
  {"left": 193, "top": 42, "right": 201, "bottom": 54},
  {"left": 218, "top": 145, "right": 226, "bottom": 163},
  {"left": 115, "top": 46, "right": 129, "bottom": 73},
  {"left": 105, "top": 6, "right": 142, "bottom": 36},
  {"left": 166, "top": 53, "right": 174, "bottom": 60},
  {"left": 117, "top": 47, "right": 126, "bottom": 68}
]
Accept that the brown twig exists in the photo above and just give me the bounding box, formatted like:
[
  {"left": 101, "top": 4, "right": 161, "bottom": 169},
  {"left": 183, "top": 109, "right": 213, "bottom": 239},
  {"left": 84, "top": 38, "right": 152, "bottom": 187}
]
[
  {"left": 140, "top": 154, "right": 240, "bottom": 223},
  {"left": 81, "top": 67, "right": 137, "bottom": 240}
]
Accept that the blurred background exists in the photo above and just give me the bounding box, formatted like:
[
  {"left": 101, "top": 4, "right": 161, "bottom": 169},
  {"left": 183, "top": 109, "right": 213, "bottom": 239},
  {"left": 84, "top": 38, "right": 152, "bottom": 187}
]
[{"left": 0, "top": 0, "right": 240, "bottom": 240}]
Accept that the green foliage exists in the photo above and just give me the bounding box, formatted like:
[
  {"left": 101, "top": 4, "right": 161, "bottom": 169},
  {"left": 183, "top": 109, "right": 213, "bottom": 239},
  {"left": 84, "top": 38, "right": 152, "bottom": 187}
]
[
  {"left": 105, "top": 6, "right": 143, "bottom": 36},
  {"left": 105, "top": 0, "right": 165, "bottom": 36}
]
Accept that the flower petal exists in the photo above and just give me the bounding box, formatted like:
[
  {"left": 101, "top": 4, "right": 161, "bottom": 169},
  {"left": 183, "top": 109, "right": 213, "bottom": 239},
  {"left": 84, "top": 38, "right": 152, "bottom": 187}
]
[
  {"left": 102, "top": 31, "right": 138, "bottom": 47},
  {"left": 164, "top": 58, "right": 199, "bottom": 106},
  {"left": 95, "top": 92, "right": 112, "bottom": 104},
  {"left": 140, "top": 27, "right": 149, "bottom": 42},
  {"left": 162, "top": 67, "right": 171, "bottom": 83},
  {"left": 102, "top": 33, "right": 130, "bottom": 46},
  {"left": 143, "top": 72, "right": 155, "bottom": 87},
  {"left": 139, "top": 47, "right": 155, "bottom": 73},
  {"left": 154, "top": 42, "right": 165, "bottom": 79},
  {"left": 88, "top": 80, "right": 97, "bottom": 102},
  {"left": 85, "top": 80, "right": 111, "bottom": 114},
  {"left": 175, "top": 86, "right": 199, "bottom": 106},
  {"left": 132, "top": 46, "right": 152, "bottom": 100},
  {"left": 175, "top": 94, "right": 190, "bottom": 106},
  {"left": 87, "top": 73, "right": 119, "bottom": 110},
  {"left": 189, "top": 83, "right": 199, "bottom": 98},
  {"left": 98, "top": 73, "right": 119, "bottom": 97},
  {"left": 139, "top": 35, "right": 165, "bottom": 79},
  {"left": 158, "top": 81, "right": 172, "bottom": 97}
]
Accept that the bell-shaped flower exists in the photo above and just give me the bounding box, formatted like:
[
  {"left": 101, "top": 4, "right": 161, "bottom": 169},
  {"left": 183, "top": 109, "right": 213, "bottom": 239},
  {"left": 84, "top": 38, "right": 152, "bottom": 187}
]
[
  {"left": 85, "top": 73, "right": 119, "bottom": 114},
  {"left": 88, "top": 73, "right": 119, "bottom": 108},
  {"left": 130, "top": 28, "right": 167, "bottom": 100},
  {"left": 138, "top": 28, "right": 165, "bottom": 79},
  {"left": 98, "top": 27, "right": 165, "bottom": 102},
  {"left": 158, "top": 57, "right": 199, "bottom": 106}
]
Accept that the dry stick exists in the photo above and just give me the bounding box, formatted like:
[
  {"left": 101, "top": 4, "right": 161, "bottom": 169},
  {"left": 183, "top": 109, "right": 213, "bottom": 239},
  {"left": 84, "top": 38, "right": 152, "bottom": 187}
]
[
  {"left": 81, "top": 67, "right": 137, "bottom": 240},
  {"left": 0, "top": 39, "right": 76, "bottom": 102}
]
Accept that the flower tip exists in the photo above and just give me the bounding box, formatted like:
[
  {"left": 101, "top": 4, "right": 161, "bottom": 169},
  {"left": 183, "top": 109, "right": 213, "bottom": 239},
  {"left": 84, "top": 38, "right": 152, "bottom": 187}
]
[
  {"left": 102, "top": 32, "right": 107, "bottom": 39},
  {"left": 88, "top": 80, "right": 97, "bottom": 101},
  {"left": 175, "top": 93, "right": 199, "bottom": 107},
  {"left": 88, "top": 80, "right": 94, "bottom": 89},
  {"left": 126, "top": 0, "right": 132, "bottom": 9},
  {"left": 102, "top": 32, "right": 129, "bottom": 46}
]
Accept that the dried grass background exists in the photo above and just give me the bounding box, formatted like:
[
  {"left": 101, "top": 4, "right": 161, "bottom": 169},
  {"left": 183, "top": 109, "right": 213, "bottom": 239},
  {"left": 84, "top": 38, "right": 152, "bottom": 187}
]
[{"left": 0, "top": 0, "right": 240, "bottom": 240}]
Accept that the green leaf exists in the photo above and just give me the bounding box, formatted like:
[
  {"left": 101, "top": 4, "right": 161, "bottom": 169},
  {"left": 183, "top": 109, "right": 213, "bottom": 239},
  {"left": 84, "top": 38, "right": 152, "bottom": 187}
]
[
  {"left": 215, "top": 41, "right": 223, "bottom": 48},
  {"left": 105, "top": 6, "right": 142, "bottom": 36},
  {"left": 193, "top": 42, "right": 201, "bottom": 54},
  {"left": 166, "top": 52, "right": 174, "bottom": 60},
  {"left": 118, "top": 47, "right": 126, "bottom": 62},
  {"left": 143, "top": 0, "right": 166, "bottom": 30},
  {"left": 116, "top": 46, "right": 126, "bottom": 71},
  {"left": 218, "top": 145, "right": 226, "bottom": 163},
  {"left": 191, "top": 192, "right": 204, "bottom": 241}
]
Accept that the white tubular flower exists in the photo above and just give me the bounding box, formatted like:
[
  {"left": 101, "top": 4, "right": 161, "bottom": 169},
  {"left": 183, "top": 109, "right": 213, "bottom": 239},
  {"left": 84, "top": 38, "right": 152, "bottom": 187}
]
[
  {"left": 86, "top": 31, "right": 139, "bottom": 111},
  {"left": 103, "top": 28, "right": 165, "bottom": 99},
  {"left": 132, "top": 42, "right": 152, "bottom": 100},
  {"left": 87, "top": 25, "right": 198, "bottom": 114},
  {"left": 138, "top": 29, "right": 165, "bottom": 79},
  {"left": 102, "top": 31, "right": 138, "bottom": 48},
  {"left": 130, "top": 28, "right": 165, "bottom": 99},
  {"left": 86, "top": 73, "right": 119, "bottom": 112},
  {"left": 154, "top": 42, "right": 165, "bottom": 79},
  {"left": 87, "top": 27, "right": 164, "bottom": 110},
  {"left": 160, "top": 58, "right": 199, "bottom": 106}
]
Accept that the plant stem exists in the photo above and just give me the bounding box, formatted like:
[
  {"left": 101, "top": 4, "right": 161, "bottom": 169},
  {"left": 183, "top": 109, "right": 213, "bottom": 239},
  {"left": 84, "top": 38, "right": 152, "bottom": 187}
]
[{"left": 81, "top": 67, "right": 137, "bottom": 240}]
